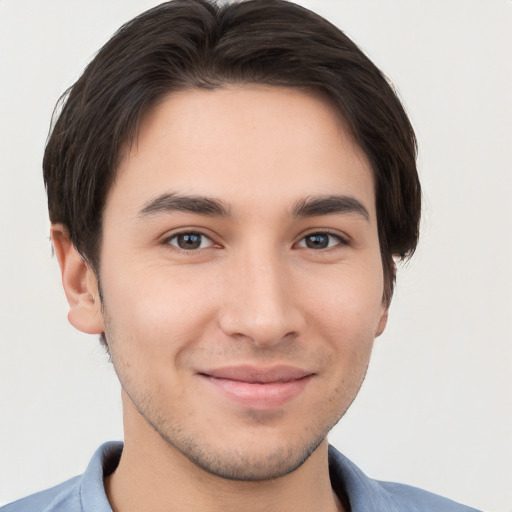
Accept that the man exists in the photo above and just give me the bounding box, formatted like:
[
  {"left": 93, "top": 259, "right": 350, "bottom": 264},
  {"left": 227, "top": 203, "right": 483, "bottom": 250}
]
[{"left": 1, "top": 1, "right": 481, "bottom": 511}]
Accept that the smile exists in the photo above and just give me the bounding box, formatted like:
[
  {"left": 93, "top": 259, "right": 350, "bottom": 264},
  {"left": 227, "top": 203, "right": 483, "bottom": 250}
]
[{"left": 198, "top": 365, "right": 315, "bottom": 410}]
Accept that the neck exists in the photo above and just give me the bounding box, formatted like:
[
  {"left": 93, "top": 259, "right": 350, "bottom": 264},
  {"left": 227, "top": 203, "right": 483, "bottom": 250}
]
[{"left": 105, "top": 406, "right": 344, "bottom": 512}]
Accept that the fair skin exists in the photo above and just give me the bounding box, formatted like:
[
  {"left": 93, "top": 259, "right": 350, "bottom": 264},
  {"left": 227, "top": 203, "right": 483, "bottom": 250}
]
[{"left": 52, "top": 85, "right": 388, "bottom": 512}]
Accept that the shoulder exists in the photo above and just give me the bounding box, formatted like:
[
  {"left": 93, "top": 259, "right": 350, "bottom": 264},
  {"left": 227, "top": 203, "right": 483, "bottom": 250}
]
[
  {"left": 0, "top": 476, "right": 82, "bottom": 512},
  {"left": 376, "top": 480, "right": 482, "bottom": 512},
  {"left": 328, "top": 445, "right": 482, "bottom": 512},
  {"left": 1, "top": 441, "right": 121, "bottom": 512}
]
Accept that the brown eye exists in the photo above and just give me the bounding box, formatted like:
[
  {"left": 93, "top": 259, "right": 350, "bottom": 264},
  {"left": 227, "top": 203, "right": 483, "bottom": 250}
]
[{"left": 167, "top": 232, "right": 213, "bottom": 250}]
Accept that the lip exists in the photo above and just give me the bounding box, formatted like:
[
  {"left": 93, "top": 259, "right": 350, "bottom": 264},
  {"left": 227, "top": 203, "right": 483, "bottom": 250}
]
[{"left": 198, "top": 365, "right": 314, "bottom": 410}]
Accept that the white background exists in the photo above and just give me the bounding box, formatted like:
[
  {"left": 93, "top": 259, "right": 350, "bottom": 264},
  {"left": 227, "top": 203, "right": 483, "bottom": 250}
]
[{"left": 0, "top": 1, "right": 510, "bottom": 511}]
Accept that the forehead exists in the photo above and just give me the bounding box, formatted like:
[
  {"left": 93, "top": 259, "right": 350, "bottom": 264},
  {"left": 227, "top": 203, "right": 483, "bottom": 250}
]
[{"left": 109, "top": 85, "right": 375, "bottom": 219}]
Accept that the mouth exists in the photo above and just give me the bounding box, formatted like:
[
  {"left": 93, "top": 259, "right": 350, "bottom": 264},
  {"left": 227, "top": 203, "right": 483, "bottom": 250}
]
[{"left": 197, "top": 365, "right": 315, "bottom": 410}]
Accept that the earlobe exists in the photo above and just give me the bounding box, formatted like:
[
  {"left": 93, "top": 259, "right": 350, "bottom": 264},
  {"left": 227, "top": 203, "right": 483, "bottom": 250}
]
[
  {"left": 375, "top": 307, "right": 389, "bottom": 337},
  {"left": 50, "top": 224, "right": 104, "bottom": 335}
]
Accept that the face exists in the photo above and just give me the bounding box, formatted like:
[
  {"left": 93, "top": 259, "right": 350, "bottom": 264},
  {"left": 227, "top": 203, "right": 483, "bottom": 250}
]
[{"left": 87, "top": 85, "right": 387, "bottom": 480}]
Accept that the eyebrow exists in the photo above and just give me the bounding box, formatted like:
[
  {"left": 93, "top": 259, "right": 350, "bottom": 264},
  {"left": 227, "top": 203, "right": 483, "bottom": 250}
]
[
  {"left": 292, "top": 195, "right": 370, "bottom": 221},
  {"left": 138, "top": 192, "right": 369, "bottom": 221},
  {"left": 138, "top": 193, "right": 231, "bottom": 217}
]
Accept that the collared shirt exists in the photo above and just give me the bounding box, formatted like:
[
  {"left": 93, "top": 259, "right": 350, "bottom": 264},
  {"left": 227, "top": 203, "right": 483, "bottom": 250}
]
[{"left": 1, "top": 442, "right": 482, "bottom": 512}]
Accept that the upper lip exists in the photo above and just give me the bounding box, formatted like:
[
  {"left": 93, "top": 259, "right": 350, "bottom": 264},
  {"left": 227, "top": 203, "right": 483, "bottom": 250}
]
[{"left": 199, "top": 365, "right": 314, "bottom": 383}]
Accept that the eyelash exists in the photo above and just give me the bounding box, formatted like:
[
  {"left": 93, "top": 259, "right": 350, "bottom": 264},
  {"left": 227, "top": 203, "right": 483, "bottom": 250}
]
[{"left": 163, "top": 230, "right": 348, "bottom": 252}]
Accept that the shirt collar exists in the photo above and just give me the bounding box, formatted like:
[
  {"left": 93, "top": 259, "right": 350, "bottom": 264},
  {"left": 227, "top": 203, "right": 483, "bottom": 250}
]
[
  {"left": 79, "top": 441, "right": 122, "bottom": 512},
  {"left": 328, "top": 445, "right": 421, "bottom": 512},
  {"left": 77, "top": 441, "right": 419, "bottom": 512}
]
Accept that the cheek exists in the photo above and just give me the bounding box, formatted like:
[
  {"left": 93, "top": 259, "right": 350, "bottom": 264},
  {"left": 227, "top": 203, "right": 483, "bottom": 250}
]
[
  {"left": 306, "top": 260, "right": 385, "bottom": 332},
  {"left": 100, "top": 263, "right": 219, "bottom": 359},
  {"left": 302, "top": 260, "right": 384, "bottom": 379}
]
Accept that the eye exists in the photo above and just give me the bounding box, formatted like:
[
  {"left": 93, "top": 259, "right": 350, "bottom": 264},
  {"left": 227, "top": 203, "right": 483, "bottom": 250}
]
[
  {"left": 296, "top": 232, "right": 346, "bottom": 250},
  {"left": 166, "top": 232, "right": 214, "bottom": 251}
]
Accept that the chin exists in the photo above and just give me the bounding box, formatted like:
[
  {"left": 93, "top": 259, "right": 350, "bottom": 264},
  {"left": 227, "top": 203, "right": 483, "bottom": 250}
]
[{"left": 165, "top": 433, "right": 327, "bottom": 481}]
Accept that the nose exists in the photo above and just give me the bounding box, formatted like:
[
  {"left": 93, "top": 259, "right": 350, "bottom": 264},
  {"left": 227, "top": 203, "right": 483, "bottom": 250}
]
[{"left": 218, "top": 250, "right": 305, "bottom": 347}]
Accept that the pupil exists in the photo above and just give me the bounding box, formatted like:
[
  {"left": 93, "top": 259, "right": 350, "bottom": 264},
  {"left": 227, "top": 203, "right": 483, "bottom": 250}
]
[
  {"left": 178, "top": 233, "right": 201, "bottom": 249},
  {"left": 306, "top": 234, "right": 328, "bottom": 249}
]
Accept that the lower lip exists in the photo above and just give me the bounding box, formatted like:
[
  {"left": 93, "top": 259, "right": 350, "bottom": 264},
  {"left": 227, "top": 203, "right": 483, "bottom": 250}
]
[{"left": 201, "top": 375, "right": 312, "bottom": 410}]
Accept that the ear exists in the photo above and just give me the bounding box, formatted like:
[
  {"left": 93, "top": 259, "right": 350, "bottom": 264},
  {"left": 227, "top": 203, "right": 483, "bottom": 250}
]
[
  {"left": 375, "top": 258, "right": 394, "bottom": 337},
  {"left": 375, "top": 306, "right": 389, "bottom": 338},
  {"left": 51, "top": 224, "right": 104, "bottom": 335}
]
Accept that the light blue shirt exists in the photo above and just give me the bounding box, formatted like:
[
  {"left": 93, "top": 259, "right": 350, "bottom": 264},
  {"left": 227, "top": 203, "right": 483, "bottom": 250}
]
[{"left": 1, "top": 442, "right": 482, "bottom": 512}]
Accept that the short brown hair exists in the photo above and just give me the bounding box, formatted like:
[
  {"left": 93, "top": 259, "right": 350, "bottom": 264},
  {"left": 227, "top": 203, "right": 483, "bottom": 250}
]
[{"left": 44, "top": 0, "right": 420, "bottom": 305}]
